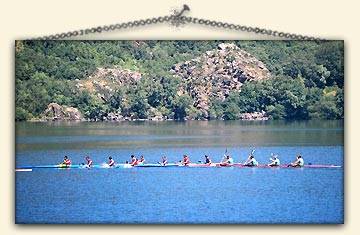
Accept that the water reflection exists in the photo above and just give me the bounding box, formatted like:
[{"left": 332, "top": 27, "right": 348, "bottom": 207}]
[{"left": 16, "top": 120, "right": 343, "bottom": 151}]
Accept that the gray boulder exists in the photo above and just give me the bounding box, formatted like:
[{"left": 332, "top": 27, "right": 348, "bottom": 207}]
[{"left": 42, "top": 103, "right": 83, "bottom": 121}]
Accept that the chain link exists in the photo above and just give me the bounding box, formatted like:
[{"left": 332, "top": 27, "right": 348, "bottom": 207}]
[
  {"left": 33, "top": 5, "right": 322, "bottom": 41},
  {"left": 181, "top": 16, "right": 321, "bottom": 40},
  {"left": 35, "top": 15, "right": 172, "bottom": 40}
]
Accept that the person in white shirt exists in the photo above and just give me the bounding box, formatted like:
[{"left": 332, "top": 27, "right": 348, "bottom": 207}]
[
  {"left": 268, "top": 154, "right": 280, "bottom": 167},
  {"left": 220, "top": 155, "right": 234, "bottom": 166},
  {"left": 289, "top": 155, "right": 304, "bottom": 167},
  {"left": 244, "top": 155, "right": 258, "bottom": 167}
]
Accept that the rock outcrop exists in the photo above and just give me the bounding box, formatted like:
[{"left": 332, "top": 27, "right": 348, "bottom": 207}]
[
  {"left": 76, "top": 68, "right": 142, "bottom": 101},
  {"left": 240, "top": 111, "right": 268, "bottom": 121},
  {"left": 104, "top": 112, "right": 124, "bottom": 121},
  {"left": 42, "top": 103, "right": 83, "bottom": 121},
  {"left": 171, "top": 43, "right": 271, "bottom": 117},
  {"left": 148, "top": 107, "right": 165, "bottom": 121},
  {"left": 71, "top": 43, "right": 271, "bottom": 121}
]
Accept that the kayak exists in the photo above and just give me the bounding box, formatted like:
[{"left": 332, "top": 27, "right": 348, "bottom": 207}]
[
  {"left": 190, "top": 163, "right": 341, "bottom": 168},
  {"left": 134, "top": 163, "right": 180, "bottom": 167},
  {"left": 16, "top": 163, "right": 341, "bottom": 170},
  {"left": 233, "top": 164, "right": 341, "bottom": 168},
  {"left": 17, "top": 163, "right": 133, "bottom": 169}
]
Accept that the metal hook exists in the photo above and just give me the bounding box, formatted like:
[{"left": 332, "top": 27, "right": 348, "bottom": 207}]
[{"left": 174, "top": 4, "right": 190, "bottom": 18}]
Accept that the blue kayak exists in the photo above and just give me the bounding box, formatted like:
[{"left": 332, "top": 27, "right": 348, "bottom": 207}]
[
  {"left": 134, "top": 163, "right": 179, "bottom": 167},
  {"left": 18, "top": 164, "right": 133, "bottom": 169}
]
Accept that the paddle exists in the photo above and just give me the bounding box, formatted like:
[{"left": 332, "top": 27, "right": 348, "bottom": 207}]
[
  {"left": 269, "top": 153, "right": 274, "bottom": 161},
  {"left": 220, "top": 148, "right": 228, "bottom": 163},
  {"left": 243, "top": 149, "right": 255, "bottom": 166}
]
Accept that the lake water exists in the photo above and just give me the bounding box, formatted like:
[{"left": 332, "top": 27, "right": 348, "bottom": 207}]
[{"left": 15, "top": 120, "right": 344, "bottom": 224}]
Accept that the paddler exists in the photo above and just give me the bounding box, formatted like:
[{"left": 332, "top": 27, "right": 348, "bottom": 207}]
[
  {"left": 85, "top": 156, "right": 93, "bottom": 168},
  {"left": 289, "top": 155, "right": 304, "bottom": 167},
  {"left": 108, "top": 156, "right": 115, "bottom": 167},
  {"left": 137, "top": 155, "right": 145, "bottom": 165},
  {"left": 220, "top": 155, "right": 234, "bottom": 166},
  {"left": 160, "top": 156, "right": 168, "bottom": 166},
  {"left": 244, "top": 155, "right": 259, "bottom": 167},
  {"left": 268, "top": 154, "right": 280, "bottom": 167},
  {"left": 204, "top": 155, "right": 212, "bottom": 165},
  {"left": 130, "top": 155, "right": 138, "bottom": 166},
  {"left": 62, "top": 156, "right": 71, "bottom": 166},
  {"left": 182, "top": 155, "right": 190, "bottom": 166}
]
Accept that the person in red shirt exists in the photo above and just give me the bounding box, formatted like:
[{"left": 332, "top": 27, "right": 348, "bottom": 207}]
[
  {"left": 130, "top": 155, "right": 138, "bottom": 166},
  {"left": 137, "top": 155, "right": 145, "bottom": 165},
  {"left": 182, "top": 155, "right": 190, "bottom": 166},
  {"left": 62, "top": 156, "right": 71, "bottom": 166},
  {"left": 108, "top": 156, "right": 115, "bottom": 167}
]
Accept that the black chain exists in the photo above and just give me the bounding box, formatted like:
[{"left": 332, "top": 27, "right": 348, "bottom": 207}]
[
  {"left": 179, "top": 16, "right": 321, "bottom": 40},
  {"left": 34, "top": 4, "right": 322, "bottom": 41}
]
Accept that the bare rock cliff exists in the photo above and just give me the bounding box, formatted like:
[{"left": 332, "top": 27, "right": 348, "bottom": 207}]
[
  {"left": 171, "top": 43, "right": 271, "bottom": 117},
  {"left": 41, "top": 103, "right": 83, "bottom": 121}
]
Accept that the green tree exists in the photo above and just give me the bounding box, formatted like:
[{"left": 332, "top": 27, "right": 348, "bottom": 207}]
[
  {"left": 15, "top": 107, "right": 32, "bottom": 121},
  {"left": 128, "top": 89, "right": 149, "bottom": 119},
  {"left": 223, "top": 103, "right": 240, "bottom": 120},
  {"left": 266, "top": 104, "right": 286, "bottom": 120},
  {"left": 172, "top": 94, "right": 192, "bottom": 120},
  {"left": 208, "top": 98, "right": 224, "bottom": 120},
  {"left": 15, "top": 40, "right": 344, "bottom": 121}
]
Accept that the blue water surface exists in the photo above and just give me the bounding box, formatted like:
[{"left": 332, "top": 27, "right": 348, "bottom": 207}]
[
  {"left": 15, "top": 121, "right": 344, "bottom": 224},
  {"left": 16, "top": 146, "right": 343, "bottom": 224}
]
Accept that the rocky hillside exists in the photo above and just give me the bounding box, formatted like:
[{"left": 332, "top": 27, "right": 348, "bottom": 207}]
[
  {"left": 16, "top": 40, "right": 344, "bottom": 121},
  {"left": 171, "top": 43, "right": 271, "bottom": 117},
  {"left": 76, "top": 68, "right": 142, "bottom": 102},
  {"left": 68, "top": 43, "right": 271, "bottom": 120}
]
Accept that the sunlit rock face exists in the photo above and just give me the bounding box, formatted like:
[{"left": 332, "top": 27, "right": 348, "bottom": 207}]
[{"left": 171, "top": 43, "right": 271, "bottom": 118}]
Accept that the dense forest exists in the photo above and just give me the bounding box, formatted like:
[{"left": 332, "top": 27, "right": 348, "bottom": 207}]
[{"left": 15, "top": 40, "right": 344, "bottom": 121}]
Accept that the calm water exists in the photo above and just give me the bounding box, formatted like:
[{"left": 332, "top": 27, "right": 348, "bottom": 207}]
[{"left": 15, "top": 120, "right": 344, "bottom": 224}]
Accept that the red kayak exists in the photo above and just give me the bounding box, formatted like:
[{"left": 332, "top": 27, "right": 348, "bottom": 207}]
[{"left": 185, "top": 163, "right": 341, "bottom": 168}]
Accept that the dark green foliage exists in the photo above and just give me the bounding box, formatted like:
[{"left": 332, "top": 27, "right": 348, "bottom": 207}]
[
  {"left": 222, "top": 92, "right": 241, "bottom": 120},
  {"left": 15, "top": 107, "right": 32, "bottom": 121},
  {"left": 128, "top": 88, "right": 149, "bottom": 119},
  {"left": 307, "top": 87, "right": 343, "bottom": 119},
  {"left": 266, "top": 104, "right": 286, "bottom": 120},
  {"left": 15, "top": 40, "right": 344, "bottom": 121},
  {"left": 208, "top": 98, "right": 224, "bottom": 120},
  {"left": 223, "top": 102, "right": 241, "bottom": 120},
  {"left": 171, "top": 94, "right": 192, "bottom": 120},
  {"left": 72, "top": 90, "right": 108, "bottom": 120}
]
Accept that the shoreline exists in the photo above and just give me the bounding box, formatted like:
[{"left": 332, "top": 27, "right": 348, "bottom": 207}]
[{"left": 19, "top": 118, "right": 344, "bottom": 123}]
